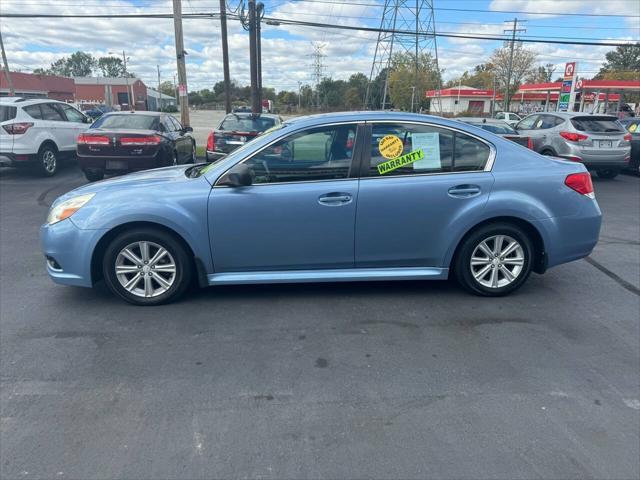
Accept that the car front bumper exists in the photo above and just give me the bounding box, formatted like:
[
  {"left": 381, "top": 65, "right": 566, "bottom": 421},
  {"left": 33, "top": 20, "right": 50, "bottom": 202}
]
[{"left": 40, "top": 219, "right": 107, "bottom": 287}]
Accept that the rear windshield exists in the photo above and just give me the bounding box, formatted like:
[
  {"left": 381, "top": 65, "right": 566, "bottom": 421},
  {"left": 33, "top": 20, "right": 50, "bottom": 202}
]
[
  {"left": 0, "top": 106, "right": 17, "bottom": 122},
  {"left": 571, "top": 116, "right": 624, "bottom": 133},
  {"left": 478, "top": 123, "right": 517, "bottom": 134},
  {"left": 91, "top": 114, "right": 158, "bottom": 130},
  {"left": 219, "top": 115, "right": 276, "bottom": 132}
]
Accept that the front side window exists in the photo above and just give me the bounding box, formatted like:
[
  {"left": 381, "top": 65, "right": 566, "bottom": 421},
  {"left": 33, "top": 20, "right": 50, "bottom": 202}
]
[
  {"left": 368, "top": 123, "right": 490, "bottom": 176},
  {"left": 516, "top": 115, "right": 538, "bottom": 130},
  {"left": 40, "top": 103, "right": 66, "bottom": 121},
  {"left": 61, "top": 104, "right": 85, "bottom": 123},
  {"left": 242, "top": 124, "right": 357, "bottom": 184}
]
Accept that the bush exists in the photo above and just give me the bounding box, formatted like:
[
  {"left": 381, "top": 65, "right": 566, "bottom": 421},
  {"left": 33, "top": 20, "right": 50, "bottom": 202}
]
[{"left": 161, "top": 105, "right": 178, "bottom": 113}]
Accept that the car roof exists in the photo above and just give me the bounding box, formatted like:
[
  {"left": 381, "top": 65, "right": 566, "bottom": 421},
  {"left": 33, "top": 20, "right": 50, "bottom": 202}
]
[
  {"left": 102, "top": 111, "right": 163, "bottom": 117},
  {"left": 0, "top": 97, "right": 67, "bottom": 107},
  {"left": 457, "top": 117, "right": 513, "bottom": 125},
  {"left": 223, "top": 112, "right": 280, "bottom": 119}
]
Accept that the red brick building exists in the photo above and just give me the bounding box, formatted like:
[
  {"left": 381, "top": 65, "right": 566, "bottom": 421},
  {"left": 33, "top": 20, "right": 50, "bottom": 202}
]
[
  {"left": 0, "top": 71, "right": 75, "bottom": 101},
  {"left": 74, "top": 77, "right": 148, "bottom": 110}
]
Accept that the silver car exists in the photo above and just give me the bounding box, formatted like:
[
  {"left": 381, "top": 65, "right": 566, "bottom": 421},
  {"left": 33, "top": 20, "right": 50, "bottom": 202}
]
[{"left": 515, "top": 112, "right": 631, "bottom": 179}]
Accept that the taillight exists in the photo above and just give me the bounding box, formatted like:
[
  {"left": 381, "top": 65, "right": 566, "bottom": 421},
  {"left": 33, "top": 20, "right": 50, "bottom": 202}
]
[
  {"left": 120, "top": 135, "right": 161, "bottom": 146},
  {"left": 206, "top": 131, "right": 215, "bottom": 151},
  {"left": 77, "top": 133, "right": 110, "bottom": 145},
  {"left": 623, "top": 133, "right": 632, "bottom": 142},
  {"left": 527, "top": 137, "right": 533, "bottom": 149},
  {"left": 560, "top": 131, "right": 588, "bottom": 142},
  {"left": 3, "top": 122, "right": 33, "bottom": 135},
  {"left": 565, "top": 172, "right": 594, "bottom": 199}
]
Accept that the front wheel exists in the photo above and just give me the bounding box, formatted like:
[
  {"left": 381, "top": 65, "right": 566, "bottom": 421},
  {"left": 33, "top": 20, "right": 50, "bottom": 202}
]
[
  {"left": 453, "top": 223, "right": 534, "bottom": 297},
  {"left": 102, "top": 228, "right": 193, "bottom": 305},
  {"left": 596, "top": 168, "right": 619, "bottom": 179},
  {"left": 190, "top": 141, "right": 197, "bottom": 163}
]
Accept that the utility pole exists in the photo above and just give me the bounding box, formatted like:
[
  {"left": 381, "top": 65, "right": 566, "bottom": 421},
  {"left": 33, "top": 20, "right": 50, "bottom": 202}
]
[
  {"left": 256, "top": 3, "right": 264, "bottom": 96},
  {"left": 157, "top": 64, "right": 161, "bottom": 112},
  {"left": 0, "top": 29, "right": 14, "bottom": 96},
  {"left": 297, "top": 81, "right": 302, "bottom": 111},
  {"left": 410, "top": 86, "right": 416, "bottom": 113},
  {"left": 172, "top": 0, "right": 190, "bottom": 126},
  {"left": 248, "top": 0, "right": 261, "bottom": 114},
  {"left": 491, "top": 74, "right": 496, "bottom": 116},
  {"left": 503, "top": 18, "right": 526, "bottom": 113},
  {"left": 219, "top": 0, "right": 232, "bottom": 113}
]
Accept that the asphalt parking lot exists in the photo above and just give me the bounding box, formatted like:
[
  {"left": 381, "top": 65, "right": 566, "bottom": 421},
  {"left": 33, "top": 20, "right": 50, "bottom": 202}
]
[{"left": 1, "top": 164, "right": 638, "bottom": 479}]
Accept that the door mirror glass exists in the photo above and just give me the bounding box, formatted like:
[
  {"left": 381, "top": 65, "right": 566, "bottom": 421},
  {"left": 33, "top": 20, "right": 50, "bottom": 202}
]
[
  {"left": 182, "top": 126, "right": 193, "bottom": 133},
  {"left": 218, "top": 163, "right": 252, "bottom": 187}
]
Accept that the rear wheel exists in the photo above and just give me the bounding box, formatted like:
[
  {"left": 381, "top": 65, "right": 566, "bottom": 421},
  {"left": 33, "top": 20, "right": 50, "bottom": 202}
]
[
  {"left": 454, "top": 223, "right": 533, "bottom": 297},
  {"left": 190, "top": 141, "right": 197, "bottom": 163},
  {"left": 35, "top": 144, "right": 58, "bottom": 176},
  {"left": 84, "top": 169, "right": 104, "bottom": 182},
  {"left": 596, "top": 168, "right": 619, "bottom": 179},
  {"left": 102, "top": 228, "right": 193, "bottom": 305}
]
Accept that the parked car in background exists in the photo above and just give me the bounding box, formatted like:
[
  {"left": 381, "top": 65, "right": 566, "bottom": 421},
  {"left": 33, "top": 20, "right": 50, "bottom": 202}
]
[
  {"left": 42, "top": 111, "right": 601, "bottom": 305},
  {"left": 77, "top": 111, "right": 195, "bottom": 182},
  {"left": 515, "top": 112, "right": 631, "bottom": 179},
  {"left": 494, "top": 111, "right": 522, "bottom": 126},
  {"left": 81, "top": 104, "right": 112, "bottom": 120},
  {"left": 206, "top": 112, "right": 282, "bottom": 161},
  {"left": 0, "top": 98, "right": 91, "bottom": 176},
  {"left": 620, "top": 117, "right": 640, "bottom": 174},
  {"left": 457, "top": 117, "right": 533, "bottom": 149}
]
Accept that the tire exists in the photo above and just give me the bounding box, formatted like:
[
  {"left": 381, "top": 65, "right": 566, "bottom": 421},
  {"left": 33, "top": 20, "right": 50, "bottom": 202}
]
[
  {"left": 596, "top": 168, "right": 619, "bottom": 179},
  {"left": 453, "top": 223, "right": 534, "bottom": 297},
  {"left": 102, "top": 228, "right": 193, "bottom": 306},
  {"left": 35, "top": 143, "right": 59, "bottom": 177},
  {"left": 84, "top": 169, "right": 104, "bottom": 182},
  {"left": 190, "top": 141, "right": 197, "bottom": 163}
]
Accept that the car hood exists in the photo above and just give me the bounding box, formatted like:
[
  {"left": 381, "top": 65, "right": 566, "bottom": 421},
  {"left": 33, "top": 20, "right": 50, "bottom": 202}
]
[{"left": 55, "top": 166, "right": 200, "bottom": 204}]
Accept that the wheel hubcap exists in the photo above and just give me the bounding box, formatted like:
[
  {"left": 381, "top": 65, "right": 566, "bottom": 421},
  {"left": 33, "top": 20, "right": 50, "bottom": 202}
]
[
  {"left": 115, "top": 241, "right": 177, "bottom": 298},
  {"left": 470, "top": 235, "right": 524, "bottom": 289},
  {"left": 43, "top": 150, "right": 56, "bottom": 172}
]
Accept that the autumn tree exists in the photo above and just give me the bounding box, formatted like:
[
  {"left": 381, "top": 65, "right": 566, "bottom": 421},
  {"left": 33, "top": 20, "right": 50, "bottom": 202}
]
[{"left": 489, "top": 44, "right": 537, "bottom": 109}]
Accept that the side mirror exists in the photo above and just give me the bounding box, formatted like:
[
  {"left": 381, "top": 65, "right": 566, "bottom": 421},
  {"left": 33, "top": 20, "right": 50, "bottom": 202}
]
[
  {"left": 183, "top": 126, "right": 193, "bottom": 133},
  {"left": 84, "top": 116, "right": 93, "bottom": 124},
  {"left": 219, "top": 163, "right": 252, "bottom": 187}
]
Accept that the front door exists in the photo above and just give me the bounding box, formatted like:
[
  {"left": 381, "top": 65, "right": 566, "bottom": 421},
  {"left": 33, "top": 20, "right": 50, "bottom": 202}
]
[
  {"left": 355, "top": 122, "right": 495, "bottom": 268},
  {"left": 209, "top": 123, "right": 362, "bottom": 272}
]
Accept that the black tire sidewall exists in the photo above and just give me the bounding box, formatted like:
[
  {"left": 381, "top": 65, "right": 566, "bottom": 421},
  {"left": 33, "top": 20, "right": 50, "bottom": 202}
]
[
  {"left": 84, "top": 169, "right": 104, "bottom": 182},
  {"left": 454, "top": 223, "right": 533, "bottom": 297},
  {"left": 37, "top": 145, "right": 58, "bottom": 176},
  {"left": 596, "top": 168, "right": 619, "bottom": 179},
  {"left": 102, "top": 228, "right": 192, "bottom": 305}
]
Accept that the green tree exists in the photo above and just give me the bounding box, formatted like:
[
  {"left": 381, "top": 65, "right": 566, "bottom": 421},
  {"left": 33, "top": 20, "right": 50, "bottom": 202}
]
[
  {"left": 158, "top": 81, "right": 176, "bottom": 97},
  {"left": 525, "top": 64, "right": 556, "bottom": 84},
  {"left": 388, "top": 52, "right": 441, "bottom": 111},
  {"left": 33, "top": 51, "right": 96, "bottom": 77},
  {"left": 489, "top": 44, "right": 537, "bottom": 108},
  {"left": 596, "top": 43, "right": 640, "bottom": 78},
  {"left": 97, "top": 56, "right": 125, "bottom": 77}
]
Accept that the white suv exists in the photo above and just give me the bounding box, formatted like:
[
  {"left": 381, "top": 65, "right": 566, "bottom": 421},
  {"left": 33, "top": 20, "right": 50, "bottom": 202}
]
[
  {"left": 0, "top": 98, "right": 91, "bottom": 176},
  {"left": 495, "top": 111, "right": 522, "bottom": 126}
]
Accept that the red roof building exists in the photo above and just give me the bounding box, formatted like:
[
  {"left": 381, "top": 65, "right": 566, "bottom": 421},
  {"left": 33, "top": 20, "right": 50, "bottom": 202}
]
[{"left": 0, "top": 71, "right": 75, "bottom": 101}]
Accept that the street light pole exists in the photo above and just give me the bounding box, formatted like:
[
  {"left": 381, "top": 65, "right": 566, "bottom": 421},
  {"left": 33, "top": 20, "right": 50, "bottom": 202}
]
[{"left": 410, "top": 86, "right": 416, "bottom": 113}]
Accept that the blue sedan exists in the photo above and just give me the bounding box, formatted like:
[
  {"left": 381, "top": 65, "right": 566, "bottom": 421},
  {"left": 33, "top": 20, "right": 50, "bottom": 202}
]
[{"left": 41, "top": 112, "right": 602, "bottom": 305}]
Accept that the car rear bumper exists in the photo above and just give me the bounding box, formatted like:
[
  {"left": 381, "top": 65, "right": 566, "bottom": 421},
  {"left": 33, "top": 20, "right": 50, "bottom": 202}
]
[
  {"left": 559, "top": 144, "right": 631, "bottom": 168},
  {"left": 40, "top": 219, "right": 107, "bottom": 288},
  {"left": 0, "top": 151, "right": 37, "bottom": 166},
  {"left": 78, "top": 153, "right": 162, "bottom": 173}
]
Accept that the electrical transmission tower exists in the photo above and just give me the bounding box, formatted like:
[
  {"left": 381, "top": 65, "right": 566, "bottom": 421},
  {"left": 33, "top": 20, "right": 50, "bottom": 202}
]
[
  {"left": 365, "top": 0, "right": 442, "bottom": 112},
  {"left": 308, "top": 42, "right": 326, "bottom": 110}
]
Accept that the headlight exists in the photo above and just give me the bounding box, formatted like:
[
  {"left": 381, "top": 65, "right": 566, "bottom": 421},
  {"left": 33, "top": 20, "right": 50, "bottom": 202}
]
[{"left": 47, "top": 193, "right": 95, "bottom": 225}]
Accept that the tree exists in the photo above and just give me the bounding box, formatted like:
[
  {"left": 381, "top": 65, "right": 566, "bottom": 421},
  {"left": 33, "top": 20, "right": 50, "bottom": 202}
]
[
  {"left": 97, "top": 56, "right": 126, "bottom": 77},
  {"left": 526, "top": 64, "right": 556, "bottom": 84},
  {"left": 596, "top": 43, "right": 640, "bottom": 78},
  {"left": 159, "top": 81, "right": 176, "bottom": 97},
  {"left": 32, "top": 51, "right": 96, "bottom": 77},
  {"left": 445, "top": 64, "right": 495, "bottom": 90},
  {"left": 387, "top": 52, "right": 441, "bottom": 111},
  {"left": 489, "top": 44, "right": 537, "bottom": 108}
]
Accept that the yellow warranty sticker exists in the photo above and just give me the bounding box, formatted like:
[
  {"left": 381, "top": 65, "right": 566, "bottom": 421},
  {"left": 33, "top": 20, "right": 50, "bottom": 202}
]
[
  {"left": 378, "top": 135, "right": 404, "bottom": 159},
  {"left": 377, "top": 149, "right": 424, "bottom": 175},
  {"left": 629, "top": 123, "right": 637, "bottom": 133}
]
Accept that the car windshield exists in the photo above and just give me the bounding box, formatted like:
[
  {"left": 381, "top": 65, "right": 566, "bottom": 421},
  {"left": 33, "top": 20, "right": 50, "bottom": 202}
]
[
  {"left": 91, "top": 114, "right": 158, "bottom": 130},
  {"left": 571, "top": 116, "right": 624, "bottom": 133},
  {"left": 219, "top": 115, "right": 276, "bottom": 132},
  {"left": 478, "top": 123, "right": 517, "bottom": 134}
]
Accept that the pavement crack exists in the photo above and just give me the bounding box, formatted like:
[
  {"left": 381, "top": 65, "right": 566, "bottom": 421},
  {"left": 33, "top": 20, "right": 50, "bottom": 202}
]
[{"left": 584, "top": 256, "right": 640, "bottom": 296}]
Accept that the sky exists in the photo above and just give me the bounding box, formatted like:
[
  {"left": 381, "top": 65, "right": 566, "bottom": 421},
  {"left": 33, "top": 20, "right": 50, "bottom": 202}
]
[{"left": 1, "top": 0, "right": 638, "bottom": 93}]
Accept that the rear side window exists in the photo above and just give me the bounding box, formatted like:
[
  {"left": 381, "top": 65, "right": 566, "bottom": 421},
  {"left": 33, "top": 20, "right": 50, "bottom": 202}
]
[
  {"left": 535, "top": 115, "right": 563, "bottom": 130},
  {"left": 0, "top": 105, "right": 17, "bottom": 121},
  {"left": 571, "top": 116, "right": 624, "bottom": 133},
  {"left": 40, "top": 103, "right": 66, "bottom": 121},
  {"left": 220, "top": 115, "right": 276, "bottom": 132},
  {"left": 368, "top": 123, "right": 490, "bottom": 176},
  {"left": 23, "top": 105, "right": 42, "bottom": 119}
]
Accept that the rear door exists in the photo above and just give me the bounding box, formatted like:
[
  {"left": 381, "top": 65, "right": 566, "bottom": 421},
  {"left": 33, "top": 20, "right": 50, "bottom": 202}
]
[
  {"left": 209, "top": 123, "right": 363, "bottom": 272},
  {"left": 355, "top": 121, "right": 495, "bottom": 268}
]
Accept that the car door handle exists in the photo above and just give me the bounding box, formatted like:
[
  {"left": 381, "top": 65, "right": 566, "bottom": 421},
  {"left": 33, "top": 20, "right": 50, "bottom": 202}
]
[
  {"left": 448, "top": 185, "right": 481, "bottom": 198},
  {"left": 318, "top": 193, "right": 352, "bottom": 206}
]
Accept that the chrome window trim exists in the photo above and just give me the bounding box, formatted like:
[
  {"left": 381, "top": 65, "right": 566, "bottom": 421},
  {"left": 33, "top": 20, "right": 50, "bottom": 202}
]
[
  {"left": 213, "top": 121, "right": 362, "bottom": 188},
  {"left": 364, "top": 119, "right": 497, "bottom": 174}
]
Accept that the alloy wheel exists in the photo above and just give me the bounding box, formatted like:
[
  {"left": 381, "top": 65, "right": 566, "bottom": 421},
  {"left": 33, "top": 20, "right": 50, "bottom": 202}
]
[
  {"left": 42, "top": 150, "right": 57, "bottom": 173},
  {"left": 114, "top": 241, "right": 177, "bottom": 298},
  {"left": 470, "top": 235, "right": 525, "bottom": 289}
]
